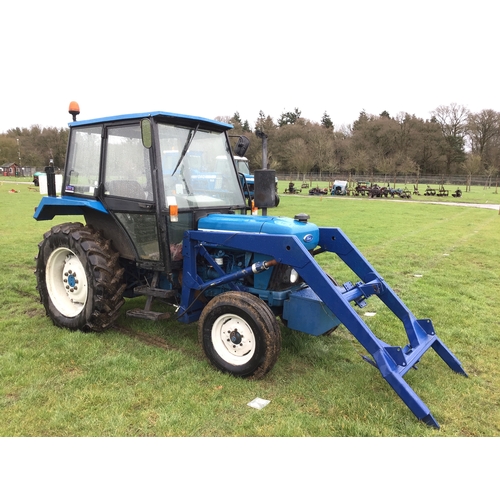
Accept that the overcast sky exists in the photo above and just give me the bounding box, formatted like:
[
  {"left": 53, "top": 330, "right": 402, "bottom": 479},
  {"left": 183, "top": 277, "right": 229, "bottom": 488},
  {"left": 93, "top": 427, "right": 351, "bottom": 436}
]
[{"left": 2, "top": 0, "right": 498, "bottom": 133}]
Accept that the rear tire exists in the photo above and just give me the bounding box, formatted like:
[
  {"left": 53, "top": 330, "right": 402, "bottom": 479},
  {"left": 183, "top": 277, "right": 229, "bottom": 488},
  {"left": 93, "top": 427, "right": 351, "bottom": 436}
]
[
  {"left": 198, "top": 291, "right": 281, "bottom": 379},
  {"left": 36, "top": 223, "right": 126, "bottom": 331}
]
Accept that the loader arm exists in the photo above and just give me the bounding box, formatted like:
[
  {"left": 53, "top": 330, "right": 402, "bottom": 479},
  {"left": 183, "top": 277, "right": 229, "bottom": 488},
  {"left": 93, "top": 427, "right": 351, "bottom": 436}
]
[{"left": 181, "top": 228, "right": 467, "bottom": 428}]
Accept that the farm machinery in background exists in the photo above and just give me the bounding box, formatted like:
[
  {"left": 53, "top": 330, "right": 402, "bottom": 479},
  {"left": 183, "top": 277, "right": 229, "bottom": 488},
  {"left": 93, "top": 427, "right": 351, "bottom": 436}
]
[
  {"left": 327, "top": 181, "right": 412, "bottom": 198},
  {"left": 308, "top": 185, "right": 329, "bottom": 196},
  {"left": 33, "top": 102, "right": 467, "bottom": 428},
  {"left": 331, "top": 180, "right": 348, "bottom": 196},
  {"left": 284, "top": 181, "right": 303, "bottom": 194},
  {"left": 363, "top": 184, "right": 411, "bottom": 199},
  {"left": 424, "top": 185, "right": 451, "bottom": 196},
  {"left": 422, "top": 185, "right": 462, "bottom": 198},
  {"left": 304, "top": 181, "right": 404, "bottom": 198}
]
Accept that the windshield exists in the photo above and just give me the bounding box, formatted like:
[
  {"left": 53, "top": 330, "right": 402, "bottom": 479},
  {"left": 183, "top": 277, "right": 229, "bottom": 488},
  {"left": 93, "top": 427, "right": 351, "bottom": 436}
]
[
  {"left": 158, "top": 124, "right": 245, "bottom": 209},
  {"left": 235, "top": 159, "right": 250, "bottom": 175}
]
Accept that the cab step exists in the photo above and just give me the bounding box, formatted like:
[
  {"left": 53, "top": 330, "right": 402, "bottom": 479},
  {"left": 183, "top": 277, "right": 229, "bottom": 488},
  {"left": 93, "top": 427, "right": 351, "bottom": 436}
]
[
  {"left": 133, "top": 285, "right": 177, "bottom": 299},
  {"left": 126, "top": 308, "right": 171, "bottom": 321},
  {"left": 126, "top": 272, "right": 176, "bottom": 321}
]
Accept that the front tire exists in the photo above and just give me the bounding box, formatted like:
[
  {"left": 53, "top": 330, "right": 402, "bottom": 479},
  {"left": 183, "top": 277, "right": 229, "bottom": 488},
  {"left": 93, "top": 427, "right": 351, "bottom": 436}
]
[
  {"left": 36, "top": 223, "right": 126, "bottom": 331},
  {"left": 198, "top": 291, "right": 281, "bottom": 379}
]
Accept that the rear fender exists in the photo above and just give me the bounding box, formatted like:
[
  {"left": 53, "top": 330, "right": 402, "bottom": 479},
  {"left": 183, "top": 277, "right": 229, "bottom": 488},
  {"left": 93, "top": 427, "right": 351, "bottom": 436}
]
[{"left": 34, "top": 196, "right": 108, "bottom": 221}]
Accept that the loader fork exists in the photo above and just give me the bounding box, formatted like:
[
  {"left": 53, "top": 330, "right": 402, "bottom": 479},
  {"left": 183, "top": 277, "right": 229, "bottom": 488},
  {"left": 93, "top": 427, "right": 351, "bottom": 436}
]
[
  {"left": 182, "top": 228, "right": 467, "bottom": 428},
  {"left": 311, "top": 227, "right": 467, "bottom": 427}
]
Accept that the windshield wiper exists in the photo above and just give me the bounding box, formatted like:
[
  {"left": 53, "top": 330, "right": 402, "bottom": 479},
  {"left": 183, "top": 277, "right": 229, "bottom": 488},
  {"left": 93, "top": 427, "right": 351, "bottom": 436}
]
[{"left": 171, "top": 124, "right": 199, "bottom": 176}]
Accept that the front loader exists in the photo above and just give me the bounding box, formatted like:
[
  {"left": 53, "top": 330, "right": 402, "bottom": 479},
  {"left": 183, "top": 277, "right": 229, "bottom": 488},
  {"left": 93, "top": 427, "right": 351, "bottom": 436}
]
[{"left": 34, "top": 103, "right": 466, "bottom": 428}]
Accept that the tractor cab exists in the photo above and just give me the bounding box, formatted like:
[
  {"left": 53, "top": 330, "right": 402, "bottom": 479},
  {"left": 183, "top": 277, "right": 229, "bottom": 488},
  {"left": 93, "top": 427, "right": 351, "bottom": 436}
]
[{"left": 35, "top": 111, "right": 248, "bottom": 273}]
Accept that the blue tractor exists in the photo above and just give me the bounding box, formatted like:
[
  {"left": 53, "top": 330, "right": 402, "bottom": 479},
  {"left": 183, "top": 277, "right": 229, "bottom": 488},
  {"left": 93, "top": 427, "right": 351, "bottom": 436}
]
[
  {"left": 233, "top": 154, "right": 280, "bottom": 207},
  {"left": 33, "top": 103, "right": 466, "bottom": 427}
]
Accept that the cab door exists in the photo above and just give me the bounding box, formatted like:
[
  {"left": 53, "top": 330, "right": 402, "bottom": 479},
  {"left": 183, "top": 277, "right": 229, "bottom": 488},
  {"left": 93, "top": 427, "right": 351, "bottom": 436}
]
[{"left": 101, "top": 122, "right": 162, "bottom": 264}]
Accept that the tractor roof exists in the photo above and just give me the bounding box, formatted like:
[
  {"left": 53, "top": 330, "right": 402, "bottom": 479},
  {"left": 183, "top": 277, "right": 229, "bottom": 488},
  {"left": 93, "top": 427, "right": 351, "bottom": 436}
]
[{"left": 68, "top": 111, "right": 233, "bottom": 130}]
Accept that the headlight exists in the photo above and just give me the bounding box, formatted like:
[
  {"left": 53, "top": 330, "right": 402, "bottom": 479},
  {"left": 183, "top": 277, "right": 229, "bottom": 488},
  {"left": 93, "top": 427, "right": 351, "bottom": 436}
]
[
  {"left": 289, "top": 269, "right": 300, "bottom": 283},
  {"left": 268, "top": 264, "right": 303, "bottom": 290}
]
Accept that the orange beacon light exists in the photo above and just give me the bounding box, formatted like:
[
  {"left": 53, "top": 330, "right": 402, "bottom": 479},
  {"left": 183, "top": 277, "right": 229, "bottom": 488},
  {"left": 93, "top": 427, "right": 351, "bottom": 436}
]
[{"left": 69, "top": 101, "right": 80, "bottom": 121}]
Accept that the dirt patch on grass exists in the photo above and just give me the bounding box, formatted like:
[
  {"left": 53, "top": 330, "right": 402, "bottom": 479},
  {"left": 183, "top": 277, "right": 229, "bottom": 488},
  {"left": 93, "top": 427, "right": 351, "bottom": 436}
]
[{"left": 114, "top": 325, "right": 204, "bottom": 361}]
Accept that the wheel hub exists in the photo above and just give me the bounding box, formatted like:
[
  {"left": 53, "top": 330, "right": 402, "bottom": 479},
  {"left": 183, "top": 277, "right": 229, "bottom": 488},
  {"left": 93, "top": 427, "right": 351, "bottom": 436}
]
[
  {"left": 45, "top": 247, "right": 88, "bottom": 317},
  {"left": 229, "top": 329, "right": 243, "bottom": 345},
  {"left": 65, "top": 270, "right": 79, "bottom": 291}
]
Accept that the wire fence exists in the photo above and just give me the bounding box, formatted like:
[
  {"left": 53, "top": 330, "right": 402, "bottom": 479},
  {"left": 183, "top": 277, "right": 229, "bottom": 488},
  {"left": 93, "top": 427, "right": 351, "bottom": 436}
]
[{"left": 277, "top": 172, "right": 499, "bottom": 188}]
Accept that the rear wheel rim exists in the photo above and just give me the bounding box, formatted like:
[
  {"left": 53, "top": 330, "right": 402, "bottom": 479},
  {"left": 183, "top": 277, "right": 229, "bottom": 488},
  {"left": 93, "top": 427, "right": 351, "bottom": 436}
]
[{"left": 46, "top": 247, "right": 88, "bottom": 317}]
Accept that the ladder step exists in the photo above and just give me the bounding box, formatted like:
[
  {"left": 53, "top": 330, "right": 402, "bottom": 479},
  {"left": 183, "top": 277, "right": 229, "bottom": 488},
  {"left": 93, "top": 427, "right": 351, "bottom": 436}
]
[
  {"left": 133, "top": 285, "right": 177, "bottom": 299},
  {"left": 126, "top": 308, "right": 171, "bottom": 321}
]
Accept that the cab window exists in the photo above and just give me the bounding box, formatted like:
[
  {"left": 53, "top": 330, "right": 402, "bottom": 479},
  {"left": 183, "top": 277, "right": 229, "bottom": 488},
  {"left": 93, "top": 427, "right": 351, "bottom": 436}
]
[
  {"left": 104, "top": 124, "right": 153, "bottom": 201},
  {"left": 64, "top": 125, "right": 101, "bottom": 196}
]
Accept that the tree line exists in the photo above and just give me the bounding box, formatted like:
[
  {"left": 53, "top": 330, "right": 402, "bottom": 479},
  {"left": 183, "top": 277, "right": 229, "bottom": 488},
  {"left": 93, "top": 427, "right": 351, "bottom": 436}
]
[
  {"left": 2, "top": 103, "right": 499, "bottom": 184},
  {"left": 0, "top": 126, "right": 68, "bottom": 171},
  {"left": 222, "top": 103, "right": 500, "bottom": 184}
]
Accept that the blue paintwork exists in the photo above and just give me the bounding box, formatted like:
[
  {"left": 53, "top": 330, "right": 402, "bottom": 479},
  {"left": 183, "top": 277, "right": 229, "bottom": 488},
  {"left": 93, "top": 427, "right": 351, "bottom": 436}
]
[
  {"left": 283, "top": 287, "right": 341, "bottom": 335},
  {"left": 33, "top": 196, "right": 108, "bottom": 221},
  {"left": 197, "top": 213, "right": 319, "bottom": 251},
  {"left": 252, "top": 252, "right": 275, "bottom": 290},
  {"left": 68, "top": 111, "right": 233, "bottom": 130}
]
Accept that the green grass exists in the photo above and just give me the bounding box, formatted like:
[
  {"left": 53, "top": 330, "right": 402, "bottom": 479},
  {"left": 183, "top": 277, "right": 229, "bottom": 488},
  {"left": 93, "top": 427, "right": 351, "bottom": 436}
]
[{"left": 1, "top": 182, "right": 500, "bottom": 436}]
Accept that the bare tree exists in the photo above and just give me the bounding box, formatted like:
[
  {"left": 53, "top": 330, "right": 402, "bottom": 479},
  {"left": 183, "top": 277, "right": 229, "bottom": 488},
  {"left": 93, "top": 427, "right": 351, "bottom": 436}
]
[
  {"left": 307, "top": 125, "right": 337, "bottom": 175},
  {"left": 279, "top": 137, "right": 312, "bottom": 176},
  {"left": 348, "top": 149, "right": 371, "bottom": 177},
  {"left": 214, "top": 116, "right": 232, "bottom": 124},
  {"left": 432, "top": 103, "right": 469, "bottom": 137},
  {"left": 466, "top": 109, "right": 500, "bottom": 170},
  {"left": 461, "top": 153, "right": 482, "bottom": 192},
  {"left": 431, "top": 103, "right": 469, "bottom": 174}
]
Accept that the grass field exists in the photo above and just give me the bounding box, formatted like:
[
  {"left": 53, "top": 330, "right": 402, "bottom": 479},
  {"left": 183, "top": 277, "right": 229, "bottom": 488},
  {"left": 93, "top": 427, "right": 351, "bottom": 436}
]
[{"left": 1, "top": 180, "right": 499, "bottom": 438}]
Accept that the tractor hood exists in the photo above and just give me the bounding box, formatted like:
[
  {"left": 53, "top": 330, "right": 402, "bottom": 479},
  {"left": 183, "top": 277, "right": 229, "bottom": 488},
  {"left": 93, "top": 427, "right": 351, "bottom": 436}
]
[{"left": 197, "top": 214, "right": 319, "bottom": 250}]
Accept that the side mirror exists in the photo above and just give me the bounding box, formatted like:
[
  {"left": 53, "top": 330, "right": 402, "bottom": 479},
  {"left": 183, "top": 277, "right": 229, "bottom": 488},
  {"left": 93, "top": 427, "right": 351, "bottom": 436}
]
[{"left": 233, "top": 135, "right": 250, "bottom": 157}]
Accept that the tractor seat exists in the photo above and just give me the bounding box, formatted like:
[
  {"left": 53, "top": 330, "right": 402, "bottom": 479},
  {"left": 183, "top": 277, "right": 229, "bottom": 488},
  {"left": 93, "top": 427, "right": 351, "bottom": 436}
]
[{"left": 105, "top": 180, "right": 146, "bottom": 200}]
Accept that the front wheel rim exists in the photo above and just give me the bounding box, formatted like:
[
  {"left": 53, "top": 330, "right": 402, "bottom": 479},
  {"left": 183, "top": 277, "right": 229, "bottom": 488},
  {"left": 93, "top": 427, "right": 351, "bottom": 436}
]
[
  {"left": 211, "top": 313, "right": 256, "bottom": 366},
  {"left": 46, "top": 247, "right": 88, "bottom": 317}
]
